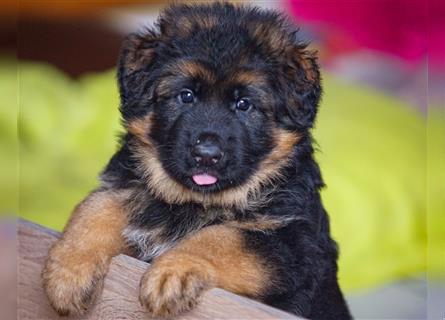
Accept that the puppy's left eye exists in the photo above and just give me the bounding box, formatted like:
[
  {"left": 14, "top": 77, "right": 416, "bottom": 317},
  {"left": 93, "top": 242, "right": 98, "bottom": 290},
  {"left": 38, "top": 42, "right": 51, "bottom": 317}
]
[
  {"left": 179, "top": 89, "right": 195, "bottom": 104},
  {"left": 235, "top": 98, "right": 252, "bottom": 111}
]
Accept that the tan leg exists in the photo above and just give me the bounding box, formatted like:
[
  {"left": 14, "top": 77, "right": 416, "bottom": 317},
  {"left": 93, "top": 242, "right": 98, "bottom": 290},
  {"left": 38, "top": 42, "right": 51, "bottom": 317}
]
[
  {"left": 42, "top": 189, "right": 128, "bottom": 316},
  {"left": 139, "top": 225, "right": 270, "bottom": 317}
]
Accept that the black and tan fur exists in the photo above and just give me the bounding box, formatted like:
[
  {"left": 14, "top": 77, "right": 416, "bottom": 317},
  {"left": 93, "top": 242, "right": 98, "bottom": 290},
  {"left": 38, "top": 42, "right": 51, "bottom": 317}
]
[{"left": 42, "top": 3, "right": 351, "bottom": 319}]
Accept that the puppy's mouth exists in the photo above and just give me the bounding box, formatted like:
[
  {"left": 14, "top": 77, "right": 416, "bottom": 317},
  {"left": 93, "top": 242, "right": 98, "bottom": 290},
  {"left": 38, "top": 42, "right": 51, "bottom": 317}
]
[{"left": 191, "top": 173, "right": 218, "bottom": 186}]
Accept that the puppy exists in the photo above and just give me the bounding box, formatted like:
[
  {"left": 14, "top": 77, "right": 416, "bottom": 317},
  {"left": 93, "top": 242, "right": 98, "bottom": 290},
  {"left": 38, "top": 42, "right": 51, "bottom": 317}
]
[{"left": 42, "top": 3, "right": 351, "bottom": 319}]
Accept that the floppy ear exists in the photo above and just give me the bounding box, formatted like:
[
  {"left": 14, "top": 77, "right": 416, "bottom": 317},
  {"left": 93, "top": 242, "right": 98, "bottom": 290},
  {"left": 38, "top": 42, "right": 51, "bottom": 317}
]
[
  {"left": 279, "top": 45, "right": 322, "bottom": 131},
  {"left": 117, "top": 30, "right": 160, "bottom": 119}
]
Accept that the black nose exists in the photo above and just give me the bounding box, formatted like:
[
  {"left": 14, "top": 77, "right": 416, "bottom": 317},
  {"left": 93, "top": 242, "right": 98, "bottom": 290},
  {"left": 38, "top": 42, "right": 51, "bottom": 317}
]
[{"left": 192, "top": 139, "right": 223, "bottom": 166}]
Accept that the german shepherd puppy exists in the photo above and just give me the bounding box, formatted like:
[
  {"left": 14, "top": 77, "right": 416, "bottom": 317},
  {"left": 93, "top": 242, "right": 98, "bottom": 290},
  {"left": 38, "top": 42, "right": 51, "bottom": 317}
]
[{"left": 42, "top": 3, "right": 351, "bottom": 319}]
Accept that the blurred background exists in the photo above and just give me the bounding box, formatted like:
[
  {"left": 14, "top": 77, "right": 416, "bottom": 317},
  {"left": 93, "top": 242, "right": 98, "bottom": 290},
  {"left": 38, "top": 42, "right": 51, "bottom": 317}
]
[{"left": 2, "top": 0, "right": 444, "bottom": 319}]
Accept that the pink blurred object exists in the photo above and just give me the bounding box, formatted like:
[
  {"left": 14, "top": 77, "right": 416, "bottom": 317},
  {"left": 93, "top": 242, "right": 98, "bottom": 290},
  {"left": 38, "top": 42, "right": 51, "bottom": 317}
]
[{"left": 285, "top": 0, "right": 444, "bottom": 71}]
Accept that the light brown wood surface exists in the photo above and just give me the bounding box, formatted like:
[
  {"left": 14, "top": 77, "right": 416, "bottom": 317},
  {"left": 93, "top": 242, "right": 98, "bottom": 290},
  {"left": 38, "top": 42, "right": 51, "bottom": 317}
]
[{"left": 18, "top": 218, "right": 300, "bottom": 320}]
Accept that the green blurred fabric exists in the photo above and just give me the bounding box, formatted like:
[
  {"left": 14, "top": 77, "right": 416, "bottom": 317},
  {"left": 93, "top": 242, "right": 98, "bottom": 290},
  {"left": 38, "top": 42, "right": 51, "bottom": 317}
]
[
  {"left": 0, "top": 59, "right": 18, "bottom": 216},
  {"left": 8, "top": 59, "right": 443, "bottom": 292}
]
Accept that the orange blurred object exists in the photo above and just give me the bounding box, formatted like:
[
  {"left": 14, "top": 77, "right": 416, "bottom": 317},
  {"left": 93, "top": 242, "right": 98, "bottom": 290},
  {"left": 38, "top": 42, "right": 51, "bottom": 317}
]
[{"left": 5, "top": 0, "right": 163, "bottom": 19}]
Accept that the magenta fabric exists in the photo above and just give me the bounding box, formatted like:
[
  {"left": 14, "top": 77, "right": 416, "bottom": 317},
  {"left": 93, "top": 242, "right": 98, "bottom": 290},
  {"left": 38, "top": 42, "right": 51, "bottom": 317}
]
[{"left": 285, "top": 0, "right": 443, "bottom": 70}]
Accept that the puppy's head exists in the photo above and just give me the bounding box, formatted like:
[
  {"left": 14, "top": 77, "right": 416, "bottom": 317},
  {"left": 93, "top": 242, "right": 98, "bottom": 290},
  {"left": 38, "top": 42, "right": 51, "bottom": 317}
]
[{"left": 118, "top": 3, "right": 321, "bottom": 207}]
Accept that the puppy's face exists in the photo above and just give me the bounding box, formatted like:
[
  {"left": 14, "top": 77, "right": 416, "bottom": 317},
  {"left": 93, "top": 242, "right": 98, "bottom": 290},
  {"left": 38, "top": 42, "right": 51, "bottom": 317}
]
[
  {"left": 118, "top": 4, "right": 321, "bottom": 202},
  {"left": 149, "top": 60, "right": 276, "bottom": 192}
]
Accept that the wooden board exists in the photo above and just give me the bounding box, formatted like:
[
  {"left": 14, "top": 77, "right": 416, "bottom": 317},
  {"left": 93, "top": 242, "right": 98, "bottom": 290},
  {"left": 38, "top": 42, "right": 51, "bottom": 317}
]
[{"left": 18, "top": 219, "right": 300, "bottom": 319}]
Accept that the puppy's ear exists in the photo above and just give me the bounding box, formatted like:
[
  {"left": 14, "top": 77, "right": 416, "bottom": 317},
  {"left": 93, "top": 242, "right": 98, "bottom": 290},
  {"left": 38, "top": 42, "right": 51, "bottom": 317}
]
[
  {"left": 117, "top": 30, "right": 160, "bottom": 118},
  {"left": 279, "top": 45, "right": 322, "bottom": 131}
]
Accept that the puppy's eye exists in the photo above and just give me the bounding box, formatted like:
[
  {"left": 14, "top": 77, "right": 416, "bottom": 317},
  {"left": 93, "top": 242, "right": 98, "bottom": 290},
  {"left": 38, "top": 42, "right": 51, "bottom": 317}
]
[
  {"left": 179, "top": 89, "right": 195, "bottom": 104},
  {"left": 235, "top": 98, "right": 251, "bottom": 111}
]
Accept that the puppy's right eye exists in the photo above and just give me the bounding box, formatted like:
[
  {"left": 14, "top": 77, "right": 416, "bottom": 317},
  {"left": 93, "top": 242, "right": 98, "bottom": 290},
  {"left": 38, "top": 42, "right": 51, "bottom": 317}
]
[{"left": 179, "top": 89, "right": 195, "bottom": 104}]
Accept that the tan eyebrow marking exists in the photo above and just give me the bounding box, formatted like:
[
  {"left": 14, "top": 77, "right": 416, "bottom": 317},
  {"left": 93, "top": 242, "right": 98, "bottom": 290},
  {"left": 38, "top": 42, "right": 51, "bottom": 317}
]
[
  {"left": 170, "top": 60, "right": 215, "bottom": 83},
  {"left": 156, "top": 60, "right": 216, "bottom": 97},
  {"left": 229, "top": 70, "right": 269, "bottom": 88}
]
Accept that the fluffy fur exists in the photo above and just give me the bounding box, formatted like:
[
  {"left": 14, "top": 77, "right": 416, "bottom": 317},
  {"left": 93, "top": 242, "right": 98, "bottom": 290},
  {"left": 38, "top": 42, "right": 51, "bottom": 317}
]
[{"left": 42, "top": 3, "right": 351, "bottom": 319}]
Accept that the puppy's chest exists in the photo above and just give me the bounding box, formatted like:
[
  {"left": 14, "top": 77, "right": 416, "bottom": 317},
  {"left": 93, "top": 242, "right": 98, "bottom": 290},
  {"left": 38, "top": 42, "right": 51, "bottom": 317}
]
[
  {"left": 122, "top": 202, "right": 233, "bottom": 262},
  {"left": 123, "top": 224, "right": 176, "bottom": 262}
]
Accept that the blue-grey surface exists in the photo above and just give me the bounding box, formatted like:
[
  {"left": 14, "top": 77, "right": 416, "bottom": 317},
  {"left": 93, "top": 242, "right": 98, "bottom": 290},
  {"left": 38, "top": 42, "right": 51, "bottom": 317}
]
[{"left": 346, "top": 277, "right": 444, "bottom": 320}]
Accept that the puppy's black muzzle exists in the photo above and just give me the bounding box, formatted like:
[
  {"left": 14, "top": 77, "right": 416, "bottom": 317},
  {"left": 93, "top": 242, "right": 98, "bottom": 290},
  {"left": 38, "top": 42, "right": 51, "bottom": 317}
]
[{"left": 191, "top": 133, "right": 224, "bottom": 167}]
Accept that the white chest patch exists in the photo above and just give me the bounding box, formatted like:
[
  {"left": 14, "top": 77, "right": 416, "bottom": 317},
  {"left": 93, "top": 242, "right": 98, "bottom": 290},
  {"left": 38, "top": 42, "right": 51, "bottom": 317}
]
[{"left": 122, "top": 225, "right": 176, "bottom": 261}]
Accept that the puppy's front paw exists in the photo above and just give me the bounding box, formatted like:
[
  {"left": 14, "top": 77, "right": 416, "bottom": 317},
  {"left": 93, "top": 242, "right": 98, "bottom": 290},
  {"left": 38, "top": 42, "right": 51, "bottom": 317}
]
[
  {"left": 42, "top": 243, "right": 106, "bottom": 316},
  {"left": 139, "top": 253, "right": 215, "bottom": 318}
]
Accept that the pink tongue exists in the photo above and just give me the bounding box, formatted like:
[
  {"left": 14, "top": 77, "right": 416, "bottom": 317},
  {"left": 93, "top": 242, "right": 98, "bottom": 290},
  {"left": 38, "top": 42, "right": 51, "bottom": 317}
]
[{"left": 192, "top": 174, "right": 218, "bottom": 186}]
